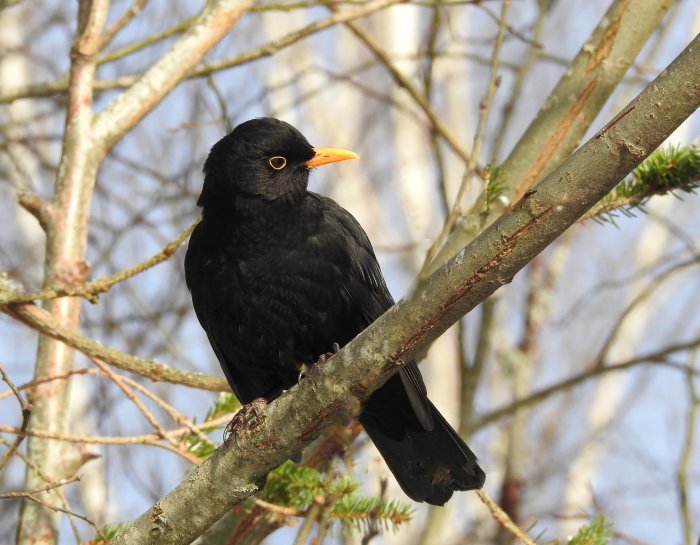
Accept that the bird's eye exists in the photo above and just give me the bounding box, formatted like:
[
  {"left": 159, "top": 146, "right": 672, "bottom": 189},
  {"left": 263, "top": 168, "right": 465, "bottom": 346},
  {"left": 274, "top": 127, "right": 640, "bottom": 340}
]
[{"left": 268, "top": 156, "right": 287, "bottom": 170}]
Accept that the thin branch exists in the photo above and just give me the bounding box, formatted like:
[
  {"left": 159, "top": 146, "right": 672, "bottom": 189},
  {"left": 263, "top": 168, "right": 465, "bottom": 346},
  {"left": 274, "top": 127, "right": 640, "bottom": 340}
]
[
  {"left": 592, "top": 253, "right": 697, "bottom": 367},
  {"left": 0, "top": 361, "right": 29, "bottom": 412},
  {"left": 430, "top": 0, "right": 674, "bottom": 270},
  {"left": 0, "top": 369, "right": 97, "bottom": 401},
  {"left": 0, "top": 436, "right": 86, "bottom": 541},
  {"left": 2, "top": 302, "right": 228, "bottom": 391},
  {"left": 0, "top": 0, "right": 465, "bottom": 105},
  {"left": 292, "top": 497, "right": 323, "bottom": 545},
  {"left": 91, "top": 0, "right": 255, "bottom": 152},
  {"left": 0, "top": 221, "right": 198, "bottom": 305},
  {"left": 344, "top": 19, "right": 470, "bottom": 164},
  {"left": 0, "top": 362, "right": 32, "bottom": 471},
  {"left": 467, "top": 339, "right": 700, "bottom": 434},
  {"left": 0, "top": 475, "right": 81, "bottom": 500},
  {"left": 88, "top": 357, "right": 202, "bottom": 464},
  {"left": 491, "top": 0, "right": 550, "bottom": 160},
  {"left": 0, "top": 414, "right": 232, "bottom": 447},
  {"left": 476, "top": 489, "right": 538, "bottom": 545},
  {"left": 98, "top": 13, "right": 196, "bottom": 65},
  {"left": 99, "top": 0, "right": 152, "bottom": 50},
  {"left": 115, "top": 373, "right": 217, "bottom": 451},
  {"left": 677, "top": 346, "right": 698, "bottom": 545},
  {"left": 419, "top": 0, "right": 509, "bottom": 276},
  {"left": 474, "top": 1, "right": 543, "bottom": 49},
  {"left": 6, "top": 485, "right": 106, "bottom": 542}
]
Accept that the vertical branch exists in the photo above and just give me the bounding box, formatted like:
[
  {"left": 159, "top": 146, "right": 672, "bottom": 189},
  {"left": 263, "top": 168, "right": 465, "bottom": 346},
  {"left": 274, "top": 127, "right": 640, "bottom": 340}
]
[
  {"left": 343, "top": 20, "right": 470, "bottom": 164},
  {"left": 16, "top": 1, "right": 109, "bottom": 544},
  {"left": 459, "top": 296, "right": 495, "bottom": 433}
]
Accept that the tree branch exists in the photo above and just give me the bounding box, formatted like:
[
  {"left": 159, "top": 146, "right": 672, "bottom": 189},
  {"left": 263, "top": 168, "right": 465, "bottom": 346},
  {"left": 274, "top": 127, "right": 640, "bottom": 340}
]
[
  {"left": 430, "top": 0, "right": 673, "bottom": 272},
  {"left": 3, "top": 302, "right": 228, "bottom": 392},
  {"left": 108, "top": 34, "right": 700, "bottom": 545},
  {"left": 91, "top": 0, "right": 254, "bottom": 152},
  {"left": 0, "top": 221, "right": 198, "bottom": 305},
  {"left": 17, "top": 2, "right": 109, "bottom": 542}
]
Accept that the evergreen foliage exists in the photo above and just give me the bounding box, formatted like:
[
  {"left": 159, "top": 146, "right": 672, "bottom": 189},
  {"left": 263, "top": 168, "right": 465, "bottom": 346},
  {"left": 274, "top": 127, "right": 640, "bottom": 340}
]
[
  {"left": 569, "top": 514, "right": 614, "bottom": 545},
  {"left": 589, "top": 144, "right": 700, "bottom": 222},
  {"left": 177, "top": 395, "right": 412, "bottom": 536},
  {"left": 263, "top": 460, "right": 412, "bottom": 533},
  {"left": 181, "top": 392, "right": 240, "bottom": 459}
]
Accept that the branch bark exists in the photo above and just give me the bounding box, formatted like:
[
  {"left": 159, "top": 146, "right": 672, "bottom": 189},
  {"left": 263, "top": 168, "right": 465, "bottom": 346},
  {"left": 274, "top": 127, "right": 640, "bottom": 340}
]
[{"left": 108, "top": 33, "right": 700, "bottom": 545}]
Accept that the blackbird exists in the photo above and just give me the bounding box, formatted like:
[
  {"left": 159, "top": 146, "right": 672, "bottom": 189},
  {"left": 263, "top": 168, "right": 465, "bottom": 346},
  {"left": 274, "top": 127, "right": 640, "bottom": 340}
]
[{"left": 184, "top": 117, "right": 485, "bottom": 505}]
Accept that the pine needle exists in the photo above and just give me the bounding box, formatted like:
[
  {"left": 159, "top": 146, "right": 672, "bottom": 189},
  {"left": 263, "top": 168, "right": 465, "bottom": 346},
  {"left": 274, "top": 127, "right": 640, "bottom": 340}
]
[{"left": 585, "top": 143, "right": 700, "bottom": 223}]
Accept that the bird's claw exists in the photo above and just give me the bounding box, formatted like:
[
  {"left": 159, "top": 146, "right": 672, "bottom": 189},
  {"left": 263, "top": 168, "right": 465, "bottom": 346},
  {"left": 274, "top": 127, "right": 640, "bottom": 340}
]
[
  {"left": 298, "top": 364, "right": 310, "bottom": 384},
  {"left": 298, "top": 343, "right": 341, "bottom": 384},
  {"left": 317, "top": 342, "right": 341, "bottom": 365},
  {"left": 224, "top": 397, "right": 267, "bottom": 448}
]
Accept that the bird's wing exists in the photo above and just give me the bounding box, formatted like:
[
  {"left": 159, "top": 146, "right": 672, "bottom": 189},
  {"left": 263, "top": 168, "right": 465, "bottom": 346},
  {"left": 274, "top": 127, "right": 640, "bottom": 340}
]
[
  {"left": 315, "top": 194, "right": 433, "bottom": 430},
  {"left": 398, "top": 363, "right": 433, "bottom": 430},
  {"left": 185, "top": 220, "right": 288, "bottom": 403}
]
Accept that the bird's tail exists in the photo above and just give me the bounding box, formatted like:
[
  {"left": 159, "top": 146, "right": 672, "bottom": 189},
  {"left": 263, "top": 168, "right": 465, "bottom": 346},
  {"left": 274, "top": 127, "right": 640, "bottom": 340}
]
[{"left": 360, "top": 387, "right": 484, "bottom": 505}]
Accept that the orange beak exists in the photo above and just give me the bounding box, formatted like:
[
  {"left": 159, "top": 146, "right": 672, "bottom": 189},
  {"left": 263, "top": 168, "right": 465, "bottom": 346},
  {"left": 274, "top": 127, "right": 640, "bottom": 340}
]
[{"left": 305, "top": 147, "right": 359, "bottom": 168}]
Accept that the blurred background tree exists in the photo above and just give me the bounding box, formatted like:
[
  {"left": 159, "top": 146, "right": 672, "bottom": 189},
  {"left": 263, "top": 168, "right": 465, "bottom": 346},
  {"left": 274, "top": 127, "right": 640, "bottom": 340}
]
[{"left": 0, "top": 0, "right": 698, "bottom": 544}]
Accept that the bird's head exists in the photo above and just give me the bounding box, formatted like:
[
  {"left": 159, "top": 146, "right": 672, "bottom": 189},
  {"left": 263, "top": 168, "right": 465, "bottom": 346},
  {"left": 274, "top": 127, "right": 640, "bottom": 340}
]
[{"left": 199, "top": 118, "right": 358, "bottom": 209}]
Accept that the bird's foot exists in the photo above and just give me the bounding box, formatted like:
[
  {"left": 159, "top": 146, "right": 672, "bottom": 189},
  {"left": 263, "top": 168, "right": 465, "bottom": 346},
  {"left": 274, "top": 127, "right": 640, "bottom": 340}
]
[
  {"left": 316, "top": 342, "right": 341, "bottom": 365},
  {"left": 298, "top": 343, "right": 341, "bottom": 384},
  {"left": 224, "top": 397, "right": 268, "bottom": 448}
]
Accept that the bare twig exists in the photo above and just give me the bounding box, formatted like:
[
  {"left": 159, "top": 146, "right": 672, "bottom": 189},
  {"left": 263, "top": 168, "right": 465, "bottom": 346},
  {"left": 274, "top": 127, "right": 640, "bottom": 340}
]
[
  {"left": 467, "top": 340, "right": 700, "bottom": 434},
  {"left": 677, "top": 345, "right": 699, "bottom": 545},
  {"left": 4, "top": 480, "right": 106, "bottom": 542},
  {"left": 476, "top": 489, "right": 538, "bottom": 545},
  {"left": 430, "top": 0, "right": 674, "bottom": 271},
  {"left": 0, "top": 414, "right": 232, "bottom": 447},
  {"left": 344, "top": 20, "right": 471, "bottom": 164},
  {"left": 116, "top": 373, "right": 217, "bottom": 451},
  {"left": 0, "top": 475, "right": 81, "bottom": 499},
  {"left": 99, "top": 0, "right": 151, "bottom": 50},
  {"left": 0, "top": 368, "right": 97, "bottom": 401},
  {"left": 0, "top": 221, "right": 198, "bottom": 305},
  {"left": 0, "top": 362, "right": 32, "bottom": 471},
  {"left": 88, "top": 357, "right": 202, "bottom": 464},
  {"left": 0, "top": 0, "right": 415, "bottom": 105},
  {"left": 419, "top": 0, "right": 510, "bottom": 276},
  {"left": 3, "top": 302, "right": 228, "bottom": 391}
]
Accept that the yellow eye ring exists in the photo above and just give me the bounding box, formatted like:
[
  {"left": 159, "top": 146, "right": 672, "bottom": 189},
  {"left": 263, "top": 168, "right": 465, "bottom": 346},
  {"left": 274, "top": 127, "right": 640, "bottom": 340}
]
[{"left": 269, "top": 156, "right": 287, "bottom": 170}]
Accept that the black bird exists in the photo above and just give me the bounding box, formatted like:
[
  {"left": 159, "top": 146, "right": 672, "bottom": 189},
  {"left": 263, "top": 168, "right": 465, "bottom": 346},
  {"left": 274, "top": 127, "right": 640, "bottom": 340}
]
[{"left": 184, "top": 118, "right": 485, "bottom": 505}]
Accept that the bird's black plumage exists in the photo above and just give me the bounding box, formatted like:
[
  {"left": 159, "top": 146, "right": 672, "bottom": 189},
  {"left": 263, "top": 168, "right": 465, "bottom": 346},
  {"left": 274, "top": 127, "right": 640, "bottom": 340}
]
[{"left": 184, "top": 117, "right": 485, "bottom": 505}]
